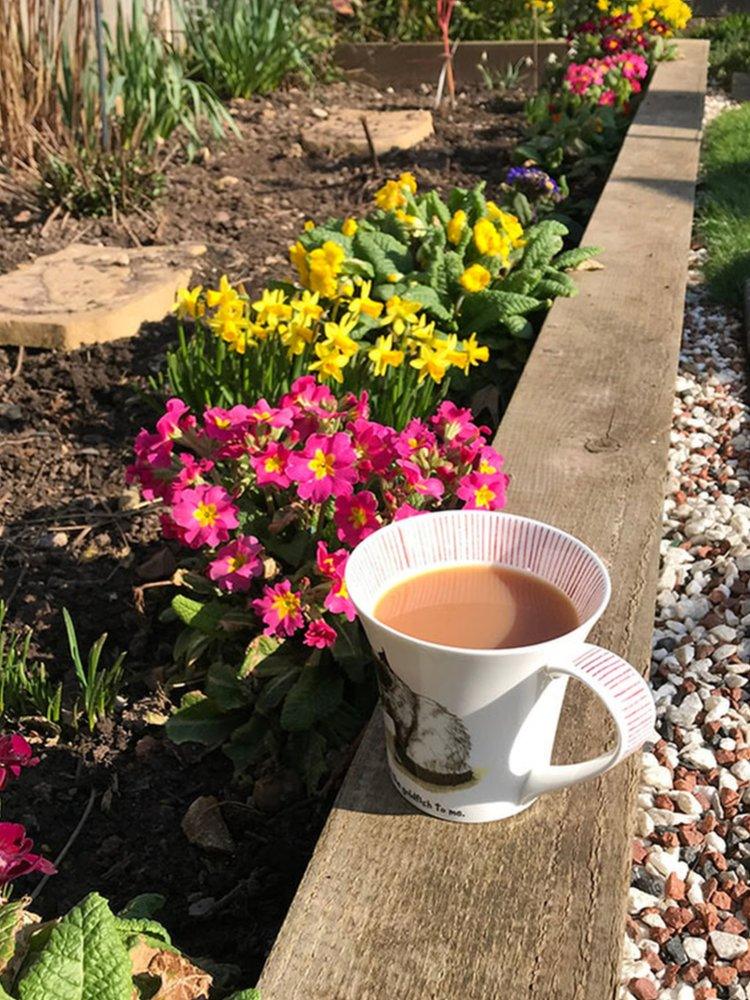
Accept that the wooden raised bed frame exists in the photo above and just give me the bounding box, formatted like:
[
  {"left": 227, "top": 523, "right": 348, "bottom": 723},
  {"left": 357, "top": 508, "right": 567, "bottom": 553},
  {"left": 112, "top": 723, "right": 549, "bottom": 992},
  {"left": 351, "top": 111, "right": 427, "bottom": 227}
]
[{"left": 259, "top": 41, "right": 709, "bottom": 999}]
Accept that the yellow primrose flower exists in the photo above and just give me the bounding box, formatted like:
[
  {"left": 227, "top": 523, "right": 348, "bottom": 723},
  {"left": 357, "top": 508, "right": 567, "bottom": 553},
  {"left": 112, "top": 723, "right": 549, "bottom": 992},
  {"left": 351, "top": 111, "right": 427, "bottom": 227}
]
[
  {"left": 308, "top": 261, "right": 338, "bottom": 298},
  {"left": 252, "top": 288, "right": 292, "bottom": 329},
  {"left": 341, "top": 217, "right": 358, "bottom": 237},
  {"left": 384, "top": 296, "right": 421, "bottom": 335},
  {"left": 309, "top": 342, "right": 350, "bottom": 383},
  {"left": 347, "top": 280, "right": 383, "bottom": 319},
  {"left": 321, "top": 241, "right": 346, "bottom": 270},
  {"left": 395, "top": 209, "right": 420, "bottom": 228},
  {"left": 447, "top": 210, "right": 467, "bottom": 246},
  {"left": 368, "top": 334, "right": 405, "bottom": 376},
  {"left": 174, "top": 285, "right": 204, "bottom": 320},
  {"left": 409, "top": 343, "right": 449, "bottom": 384},
  {"left": 206, "top": 275, "right": 242, "bottom": 312},
  {"left": 596, "top": 0, "right": 609, "bottom": 9},
  {"left": 399, "top": 172, "right": 417, "bottom": 194},
  {"left": 473, "top": 217, "right": 508, "bottom": 259},
  {"left": 375, "top": 179, "right": 407, "bottom": 212},
  {"left": 496, "top": 209, "right": 525, "bottom": 248},
  {"left": 460, "top": 264, "right": 491, "bottom": 293},
  {"left": 304, "top": 220, "right": 315, "bottom": 232},
  {"left": 291, "top": 290, "right": 323, "bottom": 325},
  {"left": 290, "top": 241, "right": 310, "bottom": 286},
  {"left": 281, "top": 321, "right": 315, "bottom": 357}
]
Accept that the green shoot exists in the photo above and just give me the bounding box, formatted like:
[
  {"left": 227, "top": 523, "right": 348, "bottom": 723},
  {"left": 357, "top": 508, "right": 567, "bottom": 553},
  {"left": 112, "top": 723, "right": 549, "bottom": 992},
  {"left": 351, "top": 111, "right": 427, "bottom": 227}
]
[
  {"left": 62, "top": 609, "right": 126, "bottom": 733},
  {"left": 0, "top": 601, "right": 63, "bottom": 724}
]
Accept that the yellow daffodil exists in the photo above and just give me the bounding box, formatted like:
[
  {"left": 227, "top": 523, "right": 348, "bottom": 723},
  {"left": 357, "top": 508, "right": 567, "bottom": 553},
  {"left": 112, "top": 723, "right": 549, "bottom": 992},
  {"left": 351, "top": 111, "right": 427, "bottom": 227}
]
[
  {"left": 347, "top": 280, "right": 383, "bottom": 320},
  {"left": 174, "top": 285, "right": 204, "bottom": 320},
  {"left": 454, "top": 333, "right": 490, "bottom": 372},
  {"left": 446, "top": 210, "right": 467, "bottom": 246},
  {"left": 409, "top": 342, "right": 449, "bottom": 384},
  {"left": 596, "top": 0, "right": 609, "bottom": 9},
  {"left": 206, "top": 275, "right": 242, "bottom": 312},
  {"left": 384, "top": 296, "right": 421, "bottom": 335},
  {"left": 208, "top": 311, "right": 252, "bottom": 352},
  {"left": 309, "top": 342, "right": 350, "bottom": 383},
  {"left": 252, "top": 288, "right": 292, "bottom": 329},
  {"left": 403, "top": 314, "right": 436, "bottom": 350},
  {"left": 368, "top": 334, "right": 405, "bottom": 376},
  {"left": 322, "top": 314, "right": 359, "bottom": 357},
  {"left": 291, "top": 290, "right": 323, "bottom": 325},
  {"left": 460, "top": 264, "right": 491, "bottom": 293},
  {"left": 341, "top": 217, "right": 358, "bottom": 237},
  {"left": 281, "top": 322, "right": 315, "bottom": 357}
]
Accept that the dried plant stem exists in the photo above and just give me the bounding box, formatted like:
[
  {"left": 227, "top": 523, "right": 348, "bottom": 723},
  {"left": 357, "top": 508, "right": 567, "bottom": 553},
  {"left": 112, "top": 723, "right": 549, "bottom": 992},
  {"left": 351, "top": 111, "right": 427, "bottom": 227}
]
[{"left": 31, "top": 788, "right": 97, "bottom": 902}]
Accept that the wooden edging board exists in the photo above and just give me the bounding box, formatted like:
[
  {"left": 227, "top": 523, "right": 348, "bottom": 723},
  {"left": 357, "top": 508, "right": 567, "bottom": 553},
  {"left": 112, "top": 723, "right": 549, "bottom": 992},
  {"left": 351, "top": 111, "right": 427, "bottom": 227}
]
[
  {"left": 259, "top": 40, "right": 709, "bottom": 1000},
  {"left": 335, "top": 40, "right": 569, "bottom": 88}
]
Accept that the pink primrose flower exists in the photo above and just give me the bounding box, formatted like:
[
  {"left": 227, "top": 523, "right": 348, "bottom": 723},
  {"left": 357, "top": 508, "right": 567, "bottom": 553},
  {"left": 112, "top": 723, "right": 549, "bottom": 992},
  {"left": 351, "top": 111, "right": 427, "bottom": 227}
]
[
  {"left": 334, "top": 491, "right": 380, "bottom": 546},
  {"left": 203, "top": 405, "right": 253, "bottom": 441},
  {"left": 246, "top": 398, "right": 295, "bottom": 429},
  {"left": 304, "top": 619, "right": 338, "bottom": 649},
  {"left": 316, "top": 542, "right": 348, "bottom": 580},
  {"left": 287, "top": 433, "right": 358, "bottom": 503},
  {"left": 156, "top": 398, "right": 195, "bottom": 442},
  {"left": 324, "top": 575, "right": 356, "bottom": 622},
  {"left": 251, "top": 442, "right": 291, "bottom": 488},
  {"left": 0, "top": 823, "right": 56, "bottom": 885},
  {"left": 397, "top": 459, "right": 445, "bottom": 499},
  {"left": 430, "top": 401, "right": 479, "bottom": 445},
  {"left": 351, "top": 418, "right": 395, "bottom": 475},
  {"left": 457, "top": 471, "right": 509, "bottom": 511},
  {"left": 393, "top": 503, "right": 423, "bottom": 521},
  {"left": 395, "top": 419, "right": 436, "bottom": 459},
  {"left": 0, "top": 735, "right": 38, "bottom": 790},
  {"left": 252, "top": 580, "right": 304, "bottom": 637},
  {"left": 170, "top": 484, "right": 239, "bottom": 548},
  {"left": 207, "top": 535, "right": 264, "bottom": 593}
]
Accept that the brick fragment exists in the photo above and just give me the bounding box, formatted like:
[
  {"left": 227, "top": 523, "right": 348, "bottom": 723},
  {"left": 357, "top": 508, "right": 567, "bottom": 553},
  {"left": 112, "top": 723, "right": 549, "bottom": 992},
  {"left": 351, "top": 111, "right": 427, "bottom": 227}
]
[
  {"left": 666, "top": 873, "right": 686, "bottom": 901},
  {"left": 709, "top": 963, "right": 738, "bottom": 986},
  {"left": 628, "top": 977, "right": 658, "bottom": 1000}
]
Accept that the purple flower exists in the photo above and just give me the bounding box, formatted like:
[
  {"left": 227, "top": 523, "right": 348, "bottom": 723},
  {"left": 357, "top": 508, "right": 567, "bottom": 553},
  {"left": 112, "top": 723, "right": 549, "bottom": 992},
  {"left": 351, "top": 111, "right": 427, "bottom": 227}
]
[{"left": 505, "top": 165, "right": 561, "bottom": 197}]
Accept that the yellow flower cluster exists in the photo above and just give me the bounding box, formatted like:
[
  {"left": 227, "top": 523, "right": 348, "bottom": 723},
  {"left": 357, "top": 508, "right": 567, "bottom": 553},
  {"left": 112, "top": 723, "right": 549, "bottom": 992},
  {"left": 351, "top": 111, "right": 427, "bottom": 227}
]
[
  {"left": 528, "top": 0, "right": 555, "bottom": 13},
  {"left": 447, "top": 201, "right": 525, "bottom": 280},
  {"left": 374, "top": 172, "right": 418, "bottom": 212},
  {"left": 174, "top": 280, "right": 489, "bottom": 387},
  {"left": 626, "top": 0, "right": 691, "bottom": 29}
]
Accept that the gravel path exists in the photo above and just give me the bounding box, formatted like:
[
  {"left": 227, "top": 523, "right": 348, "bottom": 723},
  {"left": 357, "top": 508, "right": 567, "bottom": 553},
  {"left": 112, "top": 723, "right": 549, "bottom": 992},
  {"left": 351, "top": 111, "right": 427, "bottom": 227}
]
[{"left": 621, "top": 92, "right": 750, "bottom": 1000}]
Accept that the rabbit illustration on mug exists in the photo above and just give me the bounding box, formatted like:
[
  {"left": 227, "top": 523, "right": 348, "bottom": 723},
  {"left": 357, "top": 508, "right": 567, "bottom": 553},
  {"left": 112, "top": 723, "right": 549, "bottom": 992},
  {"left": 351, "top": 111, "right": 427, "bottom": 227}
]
[{"left": 375, "top": 650, "right": 475, "bottom": 788}]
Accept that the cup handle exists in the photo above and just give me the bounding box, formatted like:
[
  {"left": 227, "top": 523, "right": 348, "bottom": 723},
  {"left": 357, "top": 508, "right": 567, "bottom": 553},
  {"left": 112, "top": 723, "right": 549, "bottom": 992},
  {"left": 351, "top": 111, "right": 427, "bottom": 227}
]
[{"left": 520, "top": 643, "right": 656, "bottom": 803}]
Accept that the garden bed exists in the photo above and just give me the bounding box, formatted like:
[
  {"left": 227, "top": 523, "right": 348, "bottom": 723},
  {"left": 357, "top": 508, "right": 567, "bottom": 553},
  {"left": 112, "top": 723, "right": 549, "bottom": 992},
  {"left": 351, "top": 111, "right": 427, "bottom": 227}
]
[
  {"left": 0, "top": 78, "right": 530, "bottom": 986},
  {"left": 257, "top": 40, "right": 710, "bottom": 999}
]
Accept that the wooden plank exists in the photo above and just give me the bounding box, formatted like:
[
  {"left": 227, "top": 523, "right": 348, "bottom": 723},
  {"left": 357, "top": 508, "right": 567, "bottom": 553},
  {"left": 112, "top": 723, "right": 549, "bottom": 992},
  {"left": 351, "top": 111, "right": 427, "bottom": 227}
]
[
  {"left": 334, "top": 40, "right": 568, "bottom": 88},
  {"left": 258, "top": 41, "right": 709, "bottom": 1000}
]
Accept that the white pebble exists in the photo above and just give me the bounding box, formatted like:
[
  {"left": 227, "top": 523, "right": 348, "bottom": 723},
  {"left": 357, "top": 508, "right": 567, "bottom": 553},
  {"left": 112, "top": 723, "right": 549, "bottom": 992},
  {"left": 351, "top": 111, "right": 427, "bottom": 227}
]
[
  {"left": 710, "top": 930, "right": 748, "bottom": 959},
  {"left": 683, "top": 936, "right": 707, "bottom": 962},
  {"left": 628, "top": 887, "right": 661, "bottom": 913},
  {"left": 681, "top": 746, "right": 717, "bottom": 771}
]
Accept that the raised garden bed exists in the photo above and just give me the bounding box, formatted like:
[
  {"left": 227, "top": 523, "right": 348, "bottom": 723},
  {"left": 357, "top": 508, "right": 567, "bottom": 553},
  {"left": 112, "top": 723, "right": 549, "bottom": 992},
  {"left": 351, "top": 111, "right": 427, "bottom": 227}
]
[
  {"left": 0, "top": 79, "right": 530, "bottom": 986},
  {"left": 257, "top": 39, "right": 709, "bottom": 999}
]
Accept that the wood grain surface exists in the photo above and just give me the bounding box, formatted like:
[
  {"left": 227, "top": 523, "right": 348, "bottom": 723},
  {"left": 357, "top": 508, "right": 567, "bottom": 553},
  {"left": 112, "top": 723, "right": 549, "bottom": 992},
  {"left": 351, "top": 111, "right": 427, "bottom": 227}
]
[{"left": 258, "top": 41, "right": 709, "bottom": 1000}]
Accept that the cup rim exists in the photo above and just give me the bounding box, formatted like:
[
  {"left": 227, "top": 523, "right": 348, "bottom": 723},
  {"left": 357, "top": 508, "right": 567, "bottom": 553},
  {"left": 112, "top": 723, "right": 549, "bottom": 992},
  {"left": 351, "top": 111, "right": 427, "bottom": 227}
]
[{"left": 344, "top": 509, "right": 612, "bottom": 657}]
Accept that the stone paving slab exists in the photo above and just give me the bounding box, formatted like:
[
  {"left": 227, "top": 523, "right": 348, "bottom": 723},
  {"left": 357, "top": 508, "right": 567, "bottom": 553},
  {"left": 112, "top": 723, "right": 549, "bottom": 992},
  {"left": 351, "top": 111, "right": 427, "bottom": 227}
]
[
  {"left": 0, "top": 242, "right": 206, "bottom": 350},
  {"left": 300, "top": 108, "right": 433, "bottom": 157}
]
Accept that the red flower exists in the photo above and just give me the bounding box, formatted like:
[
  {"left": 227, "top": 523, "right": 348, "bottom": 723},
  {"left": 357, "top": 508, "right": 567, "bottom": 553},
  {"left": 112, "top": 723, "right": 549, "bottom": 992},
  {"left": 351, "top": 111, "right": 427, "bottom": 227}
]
[
  {"left": 0, "top": 823, "right": 55, "bottom": 885},
  {"left": 0, "top": 735, "right": 38, "bottom": 791}
]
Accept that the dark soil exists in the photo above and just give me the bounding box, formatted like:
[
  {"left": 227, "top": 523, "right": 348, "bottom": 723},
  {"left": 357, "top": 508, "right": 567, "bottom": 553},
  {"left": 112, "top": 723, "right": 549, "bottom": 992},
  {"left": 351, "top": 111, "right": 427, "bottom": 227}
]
[{"left": 0, "top": 80, "right": 528, "bottom": 988}]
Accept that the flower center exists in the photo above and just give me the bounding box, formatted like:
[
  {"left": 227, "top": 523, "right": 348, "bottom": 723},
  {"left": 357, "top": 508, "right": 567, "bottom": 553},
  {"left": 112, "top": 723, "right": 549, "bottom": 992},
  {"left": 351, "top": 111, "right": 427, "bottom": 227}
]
[
  {"left": 308, "top": 449, "right": 335, "bottom": 480},
  {"left": 214, "top": 416, "right": 231, "bottom": 429},
  {"left": 193, "top": 502, "right": 218, "bottom": 527},
  {"left": 479, "top": 459, "right": 497, "bottom": 474},
  {"left": 265, "top": 455, "right": 283, "bottom": 473},
  {"left": 350, "top": 506, "right": 368, "bottom": 528},
  {"left": 475, "top": 485, "right": 495, "bottom": 508},
  {"left": 226, "top": 555, "right": 247, "bottom": 573},
  {"left": 271, "top": 592, "right": 301, "bottom": 620}
]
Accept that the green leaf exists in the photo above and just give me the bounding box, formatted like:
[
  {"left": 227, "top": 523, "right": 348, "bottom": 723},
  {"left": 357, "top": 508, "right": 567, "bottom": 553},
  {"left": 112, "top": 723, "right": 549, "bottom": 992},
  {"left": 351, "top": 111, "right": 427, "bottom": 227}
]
[
  {"left": 18, "top": 893, "right": 131, "bottom": 1000},
  {"left": 399, "top": 283, "right": 452, "bottom": 321},
  {"left": 534, "top": 275, "right": 578, "bottom": 298},
  {"left": 115, "top": 916, "right": 171, "bottom": 946},
  {"left": 171, "top": 596, "right": 224, "bottom": 634},
  {"left": 331, "top": 621, "right": 367, "bottom": 684},
  {"left": 419, "top": 189, "right": 451, "bottom": 226},
  {"left": 256, "top": 666, "right": 301, "bottom": 712},
  {"left": 554, "top": 245, "right": 601, "bottom": 269},
  {"left": 500, "top": 268, "right": 542, "bottom": 296},
  {"left": 352, "top": 231, "right": 412, "bottom": 282},
  {"left": 165, "top": 696, "right": 244, "bottom": 746},
  {"left": 521, "top": 232, "right": 564, "bottom": 269},
  {"left": 225, "top": 712, "right": 272, "bottom": 772},
  {"left": 460, "top": 289, "right": 544, "bottom": 335},
  {"left": 465, "top": 185, "right": 487, "bottom": 224},
  {"left": 117, "top": 895, "right": 165, "bottom": 922},
  {"left": 206, "top": 661, "right": 250, "bottom": 711},
  {"left": 241, "top": 634, "right": 282, "bottom": 677},
  {"left": 280, "top": 662, "right": 344, "bottom": 732},
  {"left": 0, "top": 898, "right": 30, "bottom": 978},
  {"left": 288, "top": 730, "right": 328, "bottom": 794},
  {"left": 226, "top": 991, "right": 262, "bottom": 1000}
]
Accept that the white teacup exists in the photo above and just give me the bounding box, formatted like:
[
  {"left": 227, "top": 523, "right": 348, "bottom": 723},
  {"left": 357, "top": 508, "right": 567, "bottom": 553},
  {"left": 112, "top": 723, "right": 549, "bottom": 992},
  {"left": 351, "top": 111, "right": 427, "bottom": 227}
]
[{"left": 345, "top": 509, "right": 655, "bottom": 824}]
